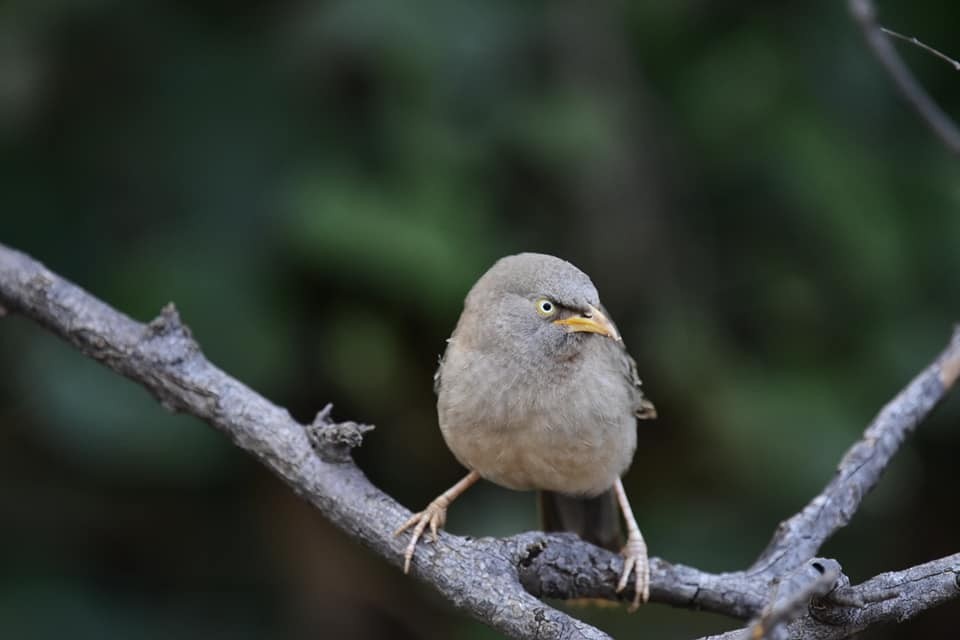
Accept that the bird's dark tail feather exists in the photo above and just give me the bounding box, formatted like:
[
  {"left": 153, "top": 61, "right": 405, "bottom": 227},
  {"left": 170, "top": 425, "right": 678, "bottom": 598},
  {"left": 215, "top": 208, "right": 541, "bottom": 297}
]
[{"left": 538, "top": 489, "right": 622, "bottom": 552}]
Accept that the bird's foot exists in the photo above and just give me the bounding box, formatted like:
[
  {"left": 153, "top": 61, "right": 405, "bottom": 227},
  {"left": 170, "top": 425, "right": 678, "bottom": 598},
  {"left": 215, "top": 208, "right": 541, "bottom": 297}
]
[
  {"left": 394, "top": 471, "right": 481, "bottom": 574},
  {"left": 394, "top": 495, "right": 450, "bottom": 574},
  {"left": 616, "top": 532, "right": 650, "bottom": 611}
]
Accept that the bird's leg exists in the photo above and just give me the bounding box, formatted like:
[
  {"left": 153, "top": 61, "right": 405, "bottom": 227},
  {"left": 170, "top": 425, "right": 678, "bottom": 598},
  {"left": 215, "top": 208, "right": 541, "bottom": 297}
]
[
  {"left": 613, "top": 477, "right": 650, "bottom": 611},
  {"left": 394, "top": 470, "right": 481, "bottom": 573}
]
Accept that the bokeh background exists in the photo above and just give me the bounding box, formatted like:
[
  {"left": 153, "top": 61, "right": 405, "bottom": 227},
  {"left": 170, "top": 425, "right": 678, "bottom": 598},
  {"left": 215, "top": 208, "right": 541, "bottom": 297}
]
[{"left": 1, "top": 1, "right": 958, "bottom": 638}]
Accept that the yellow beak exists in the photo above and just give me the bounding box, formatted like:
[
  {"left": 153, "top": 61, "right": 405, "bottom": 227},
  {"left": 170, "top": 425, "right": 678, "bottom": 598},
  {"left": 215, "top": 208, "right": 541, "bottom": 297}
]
[{"left": 553, "top": 304, "right": 621, "bottom": 342}]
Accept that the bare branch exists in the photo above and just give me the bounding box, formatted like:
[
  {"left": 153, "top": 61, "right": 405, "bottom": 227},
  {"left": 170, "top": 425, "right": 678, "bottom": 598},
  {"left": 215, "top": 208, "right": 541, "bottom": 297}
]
[
  {"left": 751, "top": 325, "right": 960, "bottom": 574},
  {"left": 516, "top": 534, "right": 767, "bottom": 619},
  {"left": 0, "top": 242, "right": 611, "bottom": 640},
  {"left": 790, "top": 553, "right": 960, "bottom": 639},
  {"left": 0, "top": 241, "right": 957, "bottom": 639},
  {"left": 849, "top": 0, "right": 960, "bottom": 154},
  {"left": 699, "top": 555, "right": 960, "bottom": 640},
  {"left": 749, "top": 559, "right": 842, "bottom": 640},
  {"left": 881, "top": 28, "right": 960, "bottom": 72}
]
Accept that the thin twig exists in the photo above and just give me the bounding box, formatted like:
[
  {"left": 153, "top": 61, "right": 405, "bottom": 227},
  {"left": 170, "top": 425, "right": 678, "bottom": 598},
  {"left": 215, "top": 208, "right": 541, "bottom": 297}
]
[
  {"left": 881, "top": 28, "right": 960, "bottom": 72},
  {"left": 849, "top": 0, "right": 960, "bottom": 154}
]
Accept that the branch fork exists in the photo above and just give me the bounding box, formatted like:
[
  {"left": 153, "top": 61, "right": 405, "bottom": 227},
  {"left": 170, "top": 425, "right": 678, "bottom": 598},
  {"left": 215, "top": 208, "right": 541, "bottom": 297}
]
[{"left": 1, "top": 242, "right": 957, "bottom": 640}]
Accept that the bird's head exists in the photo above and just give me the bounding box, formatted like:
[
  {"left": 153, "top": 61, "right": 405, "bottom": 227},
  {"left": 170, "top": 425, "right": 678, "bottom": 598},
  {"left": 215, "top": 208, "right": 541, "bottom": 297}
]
[{"left": 461, "top": 253, "right": 622, "bottom": 359}]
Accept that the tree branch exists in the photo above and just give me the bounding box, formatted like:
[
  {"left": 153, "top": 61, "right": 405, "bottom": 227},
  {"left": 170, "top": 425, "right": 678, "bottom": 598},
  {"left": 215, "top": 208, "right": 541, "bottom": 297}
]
[
  {"left": 750, "top": 323, "right": 960, "bottom": 575},
  {"left": 800, "top": 552, "right": 960, "bottom": 637},
  {"left": 516, "top": 534, "right": 767, "bottom": 620},
  {"left": 880, "top": 28, "right": 960, "bottom": 72},
  {"left": 750, "top": 559, "right": 842, "bottom": 640},
  {"left": 0, "top": 241, "right": 957, "bottom": 639},
  {"left": 849, "top": 0, "right": 960, "bottom": 155},
  {"left": 699, "top": 554, "right": 960, "bottom": 640},
  {"left": 0, "top": 243, "right": 610, "bottom": 640}
]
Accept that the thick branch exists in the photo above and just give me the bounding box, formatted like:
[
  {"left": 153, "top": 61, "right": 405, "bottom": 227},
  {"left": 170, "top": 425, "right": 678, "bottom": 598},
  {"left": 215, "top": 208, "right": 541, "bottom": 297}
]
[
  {"left": 751, "top": 324, "right": 960, "bottom": 574},
  {"left": 0, "top": 245, "right": 769, "bottom": 636},
  {"left": 0, "top": 243, "right": 610, "bottom": 640},
  {"left": 516, "top": 534, "right": 767, "bottom": 619},
  {"left": 849, "top": 0, "right": 960, "bottom": 155}
]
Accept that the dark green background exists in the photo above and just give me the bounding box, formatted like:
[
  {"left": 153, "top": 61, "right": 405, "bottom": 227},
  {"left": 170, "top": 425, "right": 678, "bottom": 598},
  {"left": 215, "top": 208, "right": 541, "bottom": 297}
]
[{"left": 1, "top": 1, "right": 958, "bottom": 638}]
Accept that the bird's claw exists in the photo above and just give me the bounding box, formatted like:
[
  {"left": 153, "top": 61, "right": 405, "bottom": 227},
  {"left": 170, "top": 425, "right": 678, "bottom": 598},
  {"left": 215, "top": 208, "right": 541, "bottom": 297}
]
[
  {"left": 394, "top": 496, "right": 449, "bottom": 574},
  {"left": 616, "top": 533, "right": 650, "bottom": 611}
]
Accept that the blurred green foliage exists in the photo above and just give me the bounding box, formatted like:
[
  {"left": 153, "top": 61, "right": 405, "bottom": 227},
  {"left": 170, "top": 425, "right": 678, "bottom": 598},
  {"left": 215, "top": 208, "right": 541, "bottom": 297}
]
[{"left": 1, "top": 0, "right": 959, "bottom": 638}]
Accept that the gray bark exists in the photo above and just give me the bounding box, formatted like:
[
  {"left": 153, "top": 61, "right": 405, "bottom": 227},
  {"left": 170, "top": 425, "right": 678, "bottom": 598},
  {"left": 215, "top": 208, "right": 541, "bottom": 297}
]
[{"left": 0, "top": 242, "right": 957, "bottom": 640}]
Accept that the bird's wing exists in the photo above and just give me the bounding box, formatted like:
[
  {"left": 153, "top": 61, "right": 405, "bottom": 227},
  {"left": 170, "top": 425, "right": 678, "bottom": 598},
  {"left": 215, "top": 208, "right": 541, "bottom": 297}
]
[
  {"left": 597, "top": 302, "right": 656, "bottom": 421},
  {"left": 623, "top": 349, "right": 657, "bottom": 420}
]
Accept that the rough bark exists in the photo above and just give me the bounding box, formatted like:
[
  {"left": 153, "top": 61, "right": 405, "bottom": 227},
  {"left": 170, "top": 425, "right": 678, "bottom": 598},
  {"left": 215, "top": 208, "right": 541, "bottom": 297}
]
[{"left": 1, "top": 242, "right": 958, "bottom": 640}]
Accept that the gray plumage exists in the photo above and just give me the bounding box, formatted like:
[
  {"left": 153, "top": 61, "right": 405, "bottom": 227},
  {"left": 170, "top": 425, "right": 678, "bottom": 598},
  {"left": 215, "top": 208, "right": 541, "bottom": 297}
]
[
  {"left": 397, "top": 252, "right": 655, "bottom": 606},
  {"left": 435, "top": 253, "right": 653, "bottom": 499}
]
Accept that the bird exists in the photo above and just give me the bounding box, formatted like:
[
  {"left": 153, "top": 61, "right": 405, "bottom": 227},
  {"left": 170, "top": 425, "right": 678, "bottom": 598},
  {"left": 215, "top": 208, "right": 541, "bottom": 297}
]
[{"left": 395, "top": 252, "right": 656, "bottom": 610}]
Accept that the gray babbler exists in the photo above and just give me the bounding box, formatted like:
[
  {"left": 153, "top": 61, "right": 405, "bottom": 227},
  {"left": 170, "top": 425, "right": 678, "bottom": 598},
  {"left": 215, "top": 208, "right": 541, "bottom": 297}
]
[{"left": 396, "top": 252, "right": 656, "bottom": 609}]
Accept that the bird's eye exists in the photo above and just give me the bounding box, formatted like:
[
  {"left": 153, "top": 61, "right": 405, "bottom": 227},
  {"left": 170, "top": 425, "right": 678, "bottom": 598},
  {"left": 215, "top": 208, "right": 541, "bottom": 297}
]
[{"left": 535, "top": 298, "right": 556, "bottom": 317}]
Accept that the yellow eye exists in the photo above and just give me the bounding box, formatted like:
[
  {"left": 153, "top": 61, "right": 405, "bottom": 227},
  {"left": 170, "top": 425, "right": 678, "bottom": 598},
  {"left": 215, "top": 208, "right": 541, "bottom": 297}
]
[{"left": 535, "top": 298, "right": 556, "bottom": 317}]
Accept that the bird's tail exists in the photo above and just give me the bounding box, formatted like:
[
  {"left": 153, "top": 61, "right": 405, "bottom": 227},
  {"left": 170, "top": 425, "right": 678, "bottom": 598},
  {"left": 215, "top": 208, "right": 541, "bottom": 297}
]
[{"left": 538, "top": 489, "right": 622, "bottom": 552}]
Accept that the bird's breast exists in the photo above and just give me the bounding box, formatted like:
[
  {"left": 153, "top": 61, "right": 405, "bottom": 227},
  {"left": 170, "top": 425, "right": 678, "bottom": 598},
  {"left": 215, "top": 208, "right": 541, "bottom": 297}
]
[{"left": 437, "top": 344, "right": 637, "bottom": 496}]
